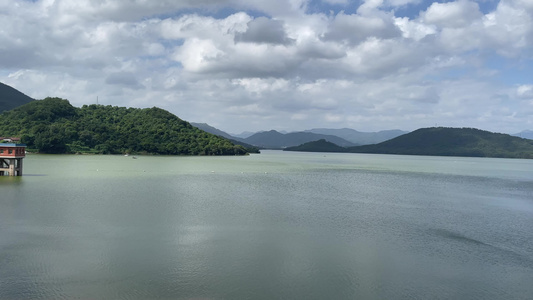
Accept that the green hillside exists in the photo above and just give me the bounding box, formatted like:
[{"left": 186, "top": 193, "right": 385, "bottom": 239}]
[
  {"left": 0, "top": 82, "right": 34, "bottom": 112},
  {"left": 348, "top": 127, "right": 533, "bottom": 159},
  {"left": 284, "top": 139, "right": 347, "bottom": 152},
  {"left": 0, "top": 97, "right": 250, "bottom": 155}
]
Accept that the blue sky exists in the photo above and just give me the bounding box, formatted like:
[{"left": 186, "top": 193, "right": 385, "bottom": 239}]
[{"left": 1, "top": 0, "right": 532, "bottom": 134}]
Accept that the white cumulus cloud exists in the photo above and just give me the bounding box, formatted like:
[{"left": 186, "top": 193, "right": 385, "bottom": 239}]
[{"left": 0, "top": 0, "right": 532, "bottom": 134}]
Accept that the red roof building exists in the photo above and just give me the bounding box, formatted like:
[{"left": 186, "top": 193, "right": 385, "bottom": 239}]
[
  {"left": 0, "top": 143, "right": 26, "bottom": 158},
  {"left": 0, "top": 143, "right": 26, "bottom": 176}
]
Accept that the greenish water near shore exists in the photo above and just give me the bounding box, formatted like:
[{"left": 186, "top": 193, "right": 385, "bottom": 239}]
[{"left": 1, "top": 151, "right": 532, "bottom": 299}]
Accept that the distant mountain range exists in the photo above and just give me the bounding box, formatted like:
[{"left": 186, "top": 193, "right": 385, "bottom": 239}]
[
  {"left": 242, "top": 130, "right": 356, "bottom": 148},
  {"left": 231, "top": 131, "right": 258, "bottom": 139},
  {"left": 0, "top": 82, "right": 34, "bottom": 112},
  {"left": 192, "top": 123, "right": 409, "bottom": 149},
  {"left": 193, "top": 123, "right": 354, "bottom": 148},
  {"left": 513, "top": 130, "right": 533, "bottom": 140},
  {"left": 304, "top": 128, "right": 408, "bottom": 145},
  {"left": 286, "top": 127, "right": 533, "bottom": 159}
]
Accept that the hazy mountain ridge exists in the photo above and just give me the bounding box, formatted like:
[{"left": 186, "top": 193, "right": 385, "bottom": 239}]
[
  {"left": 231, "top": 131, "right": 259, "bottom": 139},
  {"left": 304, "top": 128, "right": 408, "bottom": 145},
  {"left": 242, "top": 130, "right": 356, "bottom": 149},
  {"left": 192, "top": 124, "right": 409, "bottom": 148},
  {"left": 191, "top": 123, "right": 236, "bottom": 140},
  {"left": 513, "top": 130, "right": 533, "bottom": 140},
  {"left": 0, "top": 82, "right": 35, "bottom": 113},
  {"left": 191, "top": 122, "right": 259, "bottom": 152}
]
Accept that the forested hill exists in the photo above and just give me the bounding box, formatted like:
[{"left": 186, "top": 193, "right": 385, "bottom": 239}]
[
  {"left": 348, "top": 127, "right": 533, "bottom": 159},
  {"left": 0, "top": 82, "right": 34, "bottom": 113},
  {"left": 0, "top": 97, "right": 250, "bottom": 155}
]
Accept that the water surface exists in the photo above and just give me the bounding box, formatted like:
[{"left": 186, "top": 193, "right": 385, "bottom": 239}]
[{"left": 1, "top": 151, "right": 532, "bottom": 299}]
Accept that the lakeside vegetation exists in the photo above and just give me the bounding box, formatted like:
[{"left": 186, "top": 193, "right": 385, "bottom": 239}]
[
  {"left": 0, "top": 97, "right": 255, "bottom": 155},
  {"left": 285, "top": 127, "right": 533, "bottom": 159}
]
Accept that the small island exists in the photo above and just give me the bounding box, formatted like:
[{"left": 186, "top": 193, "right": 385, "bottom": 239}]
[{"left": 284, "top": 139, "right": 348, "bottom": 152}]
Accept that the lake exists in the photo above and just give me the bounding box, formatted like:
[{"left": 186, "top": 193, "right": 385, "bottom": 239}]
[{"left": 1, "top": 151, "right": 532, "bottom": 299}]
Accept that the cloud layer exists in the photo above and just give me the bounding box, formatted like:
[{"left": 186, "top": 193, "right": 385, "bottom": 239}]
[{"left": 1, "top": 0, "right": 532, "bottom": 133}]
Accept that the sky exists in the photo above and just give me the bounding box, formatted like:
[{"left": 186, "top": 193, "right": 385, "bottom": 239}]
[{"left": 1, "top": 0, "right": 532, "bottom": 135}]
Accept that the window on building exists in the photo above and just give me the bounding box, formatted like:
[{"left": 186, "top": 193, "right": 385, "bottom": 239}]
[{"left": 8, "top": 149, "right": 13, "bottom": 154}]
